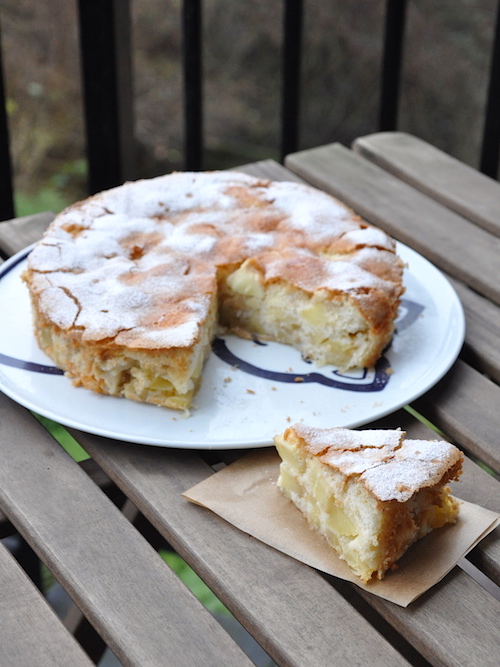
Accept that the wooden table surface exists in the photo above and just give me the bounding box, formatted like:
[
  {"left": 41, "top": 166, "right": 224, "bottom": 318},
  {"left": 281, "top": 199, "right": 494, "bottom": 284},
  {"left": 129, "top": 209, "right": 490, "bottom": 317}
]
[{"left": 1, "top": 132, "right": 500, "bottom": 666}]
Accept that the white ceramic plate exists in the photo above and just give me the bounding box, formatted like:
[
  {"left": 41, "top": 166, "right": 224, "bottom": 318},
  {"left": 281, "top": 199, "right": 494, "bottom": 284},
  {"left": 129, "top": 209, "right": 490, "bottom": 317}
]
[{"left": 0, "top": 243, "right": 464, "bottom": 449}]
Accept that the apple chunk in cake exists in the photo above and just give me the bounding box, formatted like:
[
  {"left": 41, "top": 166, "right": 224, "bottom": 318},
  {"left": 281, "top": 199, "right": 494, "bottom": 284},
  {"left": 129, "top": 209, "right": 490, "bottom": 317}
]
[
  {"left": 219, "top": 248, "right": 400, "bottom": 370},
  {"left": 274, "top": 424, "right": 463, "bottom": 582}
]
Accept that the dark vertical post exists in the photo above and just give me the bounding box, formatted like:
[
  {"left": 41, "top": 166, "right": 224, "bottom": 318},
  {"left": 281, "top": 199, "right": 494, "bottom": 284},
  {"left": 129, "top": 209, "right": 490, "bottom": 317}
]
[
  {"left": 182, "top": 0, "right": 203, "bottom": 171},
  {"left": 77, "top": 0, "right": 135, "bottom": 195},
  {"left": 0, "top": 17, "right": 15, "bottom": 221},
  {"left": 480, "top": 0, "right": 500, "bottom": 178},
  {"left": 281, "top": 0, "right": 303, "bottom": 161},
  {"left": 378, "top": 0, "right": 408, "bottom": 131}
]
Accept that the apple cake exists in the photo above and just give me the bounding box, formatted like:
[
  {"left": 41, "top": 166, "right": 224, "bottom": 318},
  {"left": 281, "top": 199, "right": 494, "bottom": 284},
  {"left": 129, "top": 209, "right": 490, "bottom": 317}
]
[
  {"left": 274, "top": 424, "right": 463, "bottom": 582},
  {"left": 22, "top": 171, "right": 404, "bottom": 410}
]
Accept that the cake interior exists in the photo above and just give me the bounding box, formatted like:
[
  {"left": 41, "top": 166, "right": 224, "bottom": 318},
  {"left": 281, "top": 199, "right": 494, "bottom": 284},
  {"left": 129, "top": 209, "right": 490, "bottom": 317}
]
[{"left": 219, "top": 259, "right": 388, "bottom": 370}]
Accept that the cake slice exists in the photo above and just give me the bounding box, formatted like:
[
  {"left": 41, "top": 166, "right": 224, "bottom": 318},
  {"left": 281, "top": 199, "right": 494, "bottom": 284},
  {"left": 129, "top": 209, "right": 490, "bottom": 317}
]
[{"left": 274, "top": 424, "right": 463, "bottom": 582}]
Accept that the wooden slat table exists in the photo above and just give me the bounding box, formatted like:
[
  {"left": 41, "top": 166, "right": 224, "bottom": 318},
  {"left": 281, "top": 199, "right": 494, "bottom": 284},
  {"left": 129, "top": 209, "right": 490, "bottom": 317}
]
[{"left": 1, "top": 133, "right": 500, "bottom": 666}]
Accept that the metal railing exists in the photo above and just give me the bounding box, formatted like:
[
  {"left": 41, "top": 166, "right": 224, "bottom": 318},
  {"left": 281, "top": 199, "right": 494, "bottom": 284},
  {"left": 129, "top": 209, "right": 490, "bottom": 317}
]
[{"left": 1, "top": 0, "right": 499, "bottom": 222}]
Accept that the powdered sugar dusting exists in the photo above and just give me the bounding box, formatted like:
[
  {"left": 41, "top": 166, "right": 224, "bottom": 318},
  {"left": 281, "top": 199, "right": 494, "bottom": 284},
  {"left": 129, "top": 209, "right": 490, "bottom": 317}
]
[
  {"left": 38, "top": 286, "right": 79, "bottom": 329},
  {"left": 267, "top": 181, "right": 358, "bottom": 240},
  {"left": 294, "top": 424, "right": 403, "bottom": 452},
  {"left": 340, "top": 227, "right": 395, "bottom": 251},
  {"left": 261, "top": 249, "right": 395, "bottom": 294},
  {"left": 290, "top": 425, "right": 462, "bottom": 502},
  {"left": 26, "top": 170, "right": 402, "bottom": 350},
  {"left": 115, "top": 319, "right": 200, "bottom": 348},
  {"left": 362, "top": 439, "right": 461, "bottom": 502}
]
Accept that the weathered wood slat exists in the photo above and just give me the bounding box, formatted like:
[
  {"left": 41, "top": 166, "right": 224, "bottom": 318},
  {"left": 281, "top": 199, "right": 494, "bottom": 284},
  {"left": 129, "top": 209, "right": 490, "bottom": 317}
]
[
  {"left": 0, "top": 542, "right": 94, "bottom": 667},
  {"left": 449, "top": 276, "right": 500, "bottom": 384},
  {"left": 353, "top": 132, "right": 500, "bottom": 237},
  {"left": 0, "top": 394, "right": 254, "bottom": 667},
  {"left": 412, "top": 359, "right": 500, "bottom": 475},
  {"left": 468, "top": 528, "right": 500, "bottom": 591},
  {"left": 236, "top": 158, "right": 307, "bottom": 183},
  {"left": 70, "top": 428, "right": 411, "bottom": 667},
  {"left": 0, "top": 211, "right": 54, "bottom": 257},
  {"left": 285, "top": 143, "right": 500, "bottom": 306},
  {"left": 360, "top": 568, "right": 500, "bottom": 667},
  {"left": 0, "top": 459, "right": 116, "bottom": 538}
]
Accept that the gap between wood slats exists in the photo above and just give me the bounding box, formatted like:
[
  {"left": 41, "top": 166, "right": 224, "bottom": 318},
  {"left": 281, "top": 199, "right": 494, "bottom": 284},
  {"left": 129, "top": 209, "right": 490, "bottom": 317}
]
[{"left": 458, "top": 557, "right": 500, "bottom": 603}]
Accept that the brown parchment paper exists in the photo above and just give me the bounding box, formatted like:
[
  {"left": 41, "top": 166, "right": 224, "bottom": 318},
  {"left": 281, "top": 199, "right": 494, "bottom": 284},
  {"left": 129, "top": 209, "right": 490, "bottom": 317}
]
[{"left": 183, "top": 449, "right": 500, "bottom": 607}]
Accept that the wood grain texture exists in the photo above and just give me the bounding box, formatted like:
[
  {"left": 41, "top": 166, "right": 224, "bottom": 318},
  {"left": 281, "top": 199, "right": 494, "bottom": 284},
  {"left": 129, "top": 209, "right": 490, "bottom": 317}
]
[
  {"left": 468, "top": 530, "right": 500, "bottom": 590},
  {"left": 449, "top": 276, "right": 500, "bottom": 384},
  {"left": 0, "top": 542, "right": 93, "bottom": 667},
  {"left": 0, "top": 459, "right": 115, "bottom": 538},
  {"left": 0, "top": 394, "right": 253, "bottom": 667},
  {"left": 235, "top": 158, "right": 307, "bottom": 183},
  {"left": 71, "top": 429, "right": 410, "bottom": 667},
  {"left": 412, "top": 359, "right": 500, "bottom": 474},
  {"left": 359, "top": 568, "right": 500, "bottom": 667},
  {"left": 285, "top": 143, "right": 500, "bottom": 305},
  {"left": 353, "top": 132, "right": 500, "bottom": 237}
]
